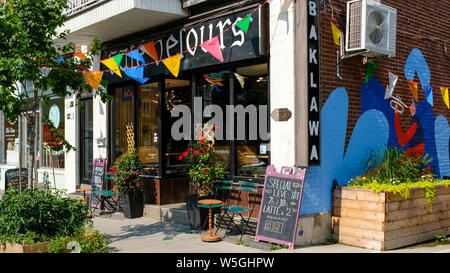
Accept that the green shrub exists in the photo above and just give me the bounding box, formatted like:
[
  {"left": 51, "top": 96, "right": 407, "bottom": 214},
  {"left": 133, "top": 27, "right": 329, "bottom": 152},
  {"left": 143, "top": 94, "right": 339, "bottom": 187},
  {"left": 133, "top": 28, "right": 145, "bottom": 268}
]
[
  {"left": 48, "top": 231, "right": 109, "bottom": 253},
  {"left": 0, "top": 188, "right": 91, "bottom": 245}
]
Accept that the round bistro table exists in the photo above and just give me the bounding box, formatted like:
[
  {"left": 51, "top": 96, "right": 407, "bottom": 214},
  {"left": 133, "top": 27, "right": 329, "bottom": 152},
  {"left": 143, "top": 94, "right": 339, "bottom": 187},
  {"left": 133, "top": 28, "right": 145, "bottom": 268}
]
[{"left": 198, "top": 199, "right": 223, "bottom": 242}]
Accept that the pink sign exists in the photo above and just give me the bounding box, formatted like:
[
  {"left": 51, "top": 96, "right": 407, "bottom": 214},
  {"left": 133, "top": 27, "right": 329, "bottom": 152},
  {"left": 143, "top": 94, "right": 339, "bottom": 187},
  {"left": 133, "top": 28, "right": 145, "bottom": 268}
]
[{"left": 255, "top": 165, "right": 307, "bottom": 249}]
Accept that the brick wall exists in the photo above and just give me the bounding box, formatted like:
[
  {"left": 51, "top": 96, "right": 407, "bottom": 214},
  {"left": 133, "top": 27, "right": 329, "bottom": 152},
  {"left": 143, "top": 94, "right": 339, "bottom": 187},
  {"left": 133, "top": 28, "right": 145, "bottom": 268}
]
[{"left": 320, "top": 0, "right": 450, "bottom": 151}]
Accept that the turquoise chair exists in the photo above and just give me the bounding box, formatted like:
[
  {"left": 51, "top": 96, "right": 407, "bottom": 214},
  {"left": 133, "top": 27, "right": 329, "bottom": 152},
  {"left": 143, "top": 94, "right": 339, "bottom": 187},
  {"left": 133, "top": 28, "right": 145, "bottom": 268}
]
[
  {"left": 198, "top": 180, "right": 233, "bottom": 231},
  {"left": 219, "top": 181, "right": 259, "bottom": 240}
]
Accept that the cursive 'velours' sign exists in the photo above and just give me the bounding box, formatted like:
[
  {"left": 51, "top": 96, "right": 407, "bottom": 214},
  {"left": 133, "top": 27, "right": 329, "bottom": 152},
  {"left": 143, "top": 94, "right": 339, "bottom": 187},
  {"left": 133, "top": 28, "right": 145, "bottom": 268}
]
[{"left": 255, "top": 165, "right": 307, "bottom": 249}]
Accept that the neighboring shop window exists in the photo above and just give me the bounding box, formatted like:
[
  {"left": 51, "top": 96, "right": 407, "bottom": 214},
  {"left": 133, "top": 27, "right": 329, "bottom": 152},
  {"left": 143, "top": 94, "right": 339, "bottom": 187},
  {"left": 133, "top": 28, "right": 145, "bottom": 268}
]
[
  {"left": 163, "top": 78, "right": 190, "bottom": 176},
  {"left": 4, "top": 119, "right": 19, "bottom": 165},
  {"left": 234, "top": 63, "right": 269, "bottom": 178},
  {"left": 137, "top": 83, "right": 159, "bottom": 176},
  {"left": 198, "top": 71, "right": 231, "bottom": 175},
  {"left": 42, "top": 99, "right": 65, "bottom": 168},
  {"left": 113, "top": 86, "right": 133, "bottom": 161}
]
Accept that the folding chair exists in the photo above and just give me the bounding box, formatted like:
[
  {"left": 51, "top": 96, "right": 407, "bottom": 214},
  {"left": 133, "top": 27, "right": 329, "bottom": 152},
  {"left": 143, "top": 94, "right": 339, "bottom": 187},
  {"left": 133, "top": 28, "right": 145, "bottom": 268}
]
[
  {"left": 198, "top": 180, "right": 233, "bottom": 232},
  {"left": 90, "top": 174, "right": 122, "bottom": 216},
  {"left": 219, "top": 181, "right": 259, "bottom": 240}
]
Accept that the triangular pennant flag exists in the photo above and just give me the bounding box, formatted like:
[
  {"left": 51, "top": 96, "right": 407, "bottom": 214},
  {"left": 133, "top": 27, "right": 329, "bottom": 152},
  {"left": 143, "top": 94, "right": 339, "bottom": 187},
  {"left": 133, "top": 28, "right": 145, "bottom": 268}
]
[
  {"left": 422, "top": 85, "right": 433, "bottom": 106},
  {"left": 144, "top": 41, "right": 160, "bottom": 62},
  {"left": 57, "top": 57, "right": 65, "bottom": 63},
  {"left": 126, "top": 50, "right": 146, "bottom": 64},
  {"left": 384, "top": 72, "right": 398, "bottom": 99},
  {"left": 124, "top": 66, "right": 149, "bottom": 84},
  {"left": 408, "top": 80, "right": 419, "bottom": 103},
  {"left": 440, "top": 87, "right": 449, "bottom": 109},
  {"left": 162, "top": 54, "right": 181, "bottom": 77},
  {"left": 200, "top": 36, "right": 224, "bottom": 62},
  {"left": 331, "top": 21, "right": 341, "bottom": 46},
  {"left": 365, "top": 62, "right": 378, "bottom": 84},
  {"left": 236, "top": 14, "right": 252, "bottom": 34},
  {"left": 82, "top": 71, "right": 104, "bottom": 91},
  {"left": 234, "top": 73, "right": 246, "bottom": 89},
  {"left": 41, "top": 67, "right": 51, "bottom": 78},
  {"left": 101, "top": 53, "right": 124, "bottom": 78},
  {"left": 73, "top": 51, "right": 87, "bottom": 60}
]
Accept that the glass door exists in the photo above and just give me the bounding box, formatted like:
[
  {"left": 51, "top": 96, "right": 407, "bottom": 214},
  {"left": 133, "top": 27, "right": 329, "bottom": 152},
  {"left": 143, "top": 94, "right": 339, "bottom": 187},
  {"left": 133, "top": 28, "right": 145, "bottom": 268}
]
[{"left": 80, "top": 99, "right": 93, "bottom": 185}]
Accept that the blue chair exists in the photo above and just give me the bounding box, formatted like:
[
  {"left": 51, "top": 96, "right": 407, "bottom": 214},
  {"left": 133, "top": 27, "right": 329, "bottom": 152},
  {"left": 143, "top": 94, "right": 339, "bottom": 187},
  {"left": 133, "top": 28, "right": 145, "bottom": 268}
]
[
  {"left": 198, "top": 180, "right": 233, "bottom": 231},
  {"left": 219, "top": 181, "right": 259, "bottom": 240}
]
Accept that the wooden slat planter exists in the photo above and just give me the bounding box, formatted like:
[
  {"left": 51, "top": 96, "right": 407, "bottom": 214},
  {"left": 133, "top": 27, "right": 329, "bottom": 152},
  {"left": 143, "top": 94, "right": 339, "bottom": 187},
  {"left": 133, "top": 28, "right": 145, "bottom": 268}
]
[{"left": 332, "top": 184, "right": 450, "bottom": 251}]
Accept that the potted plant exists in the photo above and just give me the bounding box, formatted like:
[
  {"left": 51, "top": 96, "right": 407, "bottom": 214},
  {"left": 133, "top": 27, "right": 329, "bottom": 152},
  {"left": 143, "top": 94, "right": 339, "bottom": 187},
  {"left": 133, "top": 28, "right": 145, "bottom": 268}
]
[
  {"left": 332, "top": 145, "right": 450, "bottom": 250},
  {"left": 109, "top": 152, "right": 145, "bottom": 219},
  {"left": 179, "top": 134, "right": 224, "bottom": 230}
]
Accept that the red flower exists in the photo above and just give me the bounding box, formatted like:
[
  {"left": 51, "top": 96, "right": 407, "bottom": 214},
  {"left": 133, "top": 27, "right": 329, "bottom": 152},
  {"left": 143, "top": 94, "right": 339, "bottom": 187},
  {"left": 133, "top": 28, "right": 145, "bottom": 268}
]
[
  {"left": 111, "top": 166, "right": 115, "bottom": 170},
  {"left": 114, "top": 170, "right": 117, "bottom": 175},
  {"left": 118, "top": 179, "right": 121, "bottom": 182},
  {"left": 203, "top": 169, "right": 208, "bottom": 174},
  {"left": 200, "top": 139, "right": 205, "bottom": 144},
  {"left": 115, "top": 158, "right": 119, "bottom": 162},
  {"left": 182, "top": 150, "right": 189, "bottom": 157},
  {"left": 193, "top": 150, "right": 200, "bottom": 155},
  {"left": 135, "top": 171, "right": 139, "bottom": 175},
  {"left": 136, "top": 182, "right": 140, "bottom": 186},
  {"left": 126, "top": 176, "right": 129, "bottom": 179},
  {"left": 178, "top": 155, "right": 183, "bottom": 161},
  {"left": 108, "top": 171, "right": 111, "bottom": 175},
  {"left": 201, "top": 147, "right": 206, "bottom": 152}
]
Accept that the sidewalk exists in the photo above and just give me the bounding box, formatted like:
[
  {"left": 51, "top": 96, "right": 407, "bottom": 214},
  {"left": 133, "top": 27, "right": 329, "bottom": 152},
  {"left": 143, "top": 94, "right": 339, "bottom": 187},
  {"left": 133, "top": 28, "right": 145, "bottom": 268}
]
[{"left": 92, "top": 214, "right": 450, "bottom": 253}]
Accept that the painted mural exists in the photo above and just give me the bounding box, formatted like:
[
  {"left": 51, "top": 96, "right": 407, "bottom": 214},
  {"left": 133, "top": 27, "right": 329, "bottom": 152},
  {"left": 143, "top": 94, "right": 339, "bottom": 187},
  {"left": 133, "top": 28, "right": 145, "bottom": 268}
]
[{"left": 300, "top": 48, "right": 450, "bottom": 216}]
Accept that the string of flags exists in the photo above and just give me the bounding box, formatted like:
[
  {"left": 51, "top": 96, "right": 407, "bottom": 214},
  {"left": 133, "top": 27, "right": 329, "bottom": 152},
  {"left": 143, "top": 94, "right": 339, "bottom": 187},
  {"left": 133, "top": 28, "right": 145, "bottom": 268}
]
[
  {"left": 322, "top": 9, "right": 449, "bottom": 109},
  {"left": 42, "top": 0, "right": 270, "bottom": 92}
]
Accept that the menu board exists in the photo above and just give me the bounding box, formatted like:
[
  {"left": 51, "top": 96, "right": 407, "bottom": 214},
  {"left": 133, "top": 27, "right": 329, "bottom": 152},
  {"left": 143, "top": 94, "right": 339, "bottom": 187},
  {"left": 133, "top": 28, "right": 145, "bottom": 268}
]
[
  {"left": 255, "top": 165, "right": 307, "bottom": 249},
  {"left": 89, "top": 158, "right": 106, "bottom": 209},
  {"left": 5, "top": 168, "right": 28, "bottom": 192}
]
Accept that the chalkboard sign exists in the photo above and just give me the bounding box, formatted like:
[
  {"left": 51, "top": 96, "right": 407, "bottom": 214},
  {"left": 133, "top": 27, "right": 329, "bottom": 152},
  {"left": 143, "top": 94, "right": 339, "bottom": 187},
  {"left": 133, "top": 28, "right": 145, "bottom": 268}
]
[
  {"left": 5, "top": 168, "right": 28, "bottom": 192},
  {"left": 255, "top": 165, "right": 307, "bottom": 249},
  {"left": 89, "top": 158, "right": 106, "bottom": 209}
]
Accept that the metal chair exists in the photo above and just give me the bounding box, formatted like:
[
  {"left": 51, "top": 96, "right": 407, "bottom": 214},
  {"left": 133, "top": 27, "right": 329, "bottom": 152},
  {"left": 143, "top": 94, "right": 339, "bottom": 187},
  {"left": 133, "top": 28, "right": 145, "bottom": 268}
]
[
  {"left": 198, "top": 180, "right": 233, "bottom": 231},
  {"left": 90, "top": 174, "right": 122, "bottom": 215},
  {"left": 219, "top": 181, "right": 259, "bottom": 240}
]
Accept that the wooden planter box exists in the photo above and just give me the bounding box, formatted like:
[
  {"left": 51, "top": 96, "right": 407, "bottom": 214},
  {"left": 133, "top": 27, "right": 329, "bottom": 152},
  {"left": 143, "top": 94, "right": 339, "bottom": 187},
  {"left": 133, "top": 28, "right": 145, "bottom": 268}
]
[
  {"left": 0, "top": 231, "right": 94, "bottom": 253},
  {"left": 332, "top": 184, "right": 450, "bottom": 251}
]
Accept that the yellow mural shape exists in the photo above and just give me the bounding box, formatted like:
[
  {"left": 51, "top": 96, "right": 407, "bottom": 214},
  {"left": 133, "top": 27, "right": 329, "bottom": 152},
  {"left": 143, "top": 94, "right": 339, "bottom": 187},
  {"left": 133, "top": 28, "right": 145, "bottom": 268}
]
[{"left": 441, "top": 87, "right": 449, "bottom": 109}]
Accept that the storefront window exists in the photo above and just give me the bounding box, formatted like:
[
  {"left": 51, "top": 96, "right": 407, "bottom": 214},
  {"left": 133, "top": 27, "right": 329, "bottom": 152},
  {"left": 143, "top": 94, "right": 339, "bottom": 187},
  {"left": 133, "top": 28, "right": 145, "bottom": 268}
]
[
  {"left": 42, "top": 99, "right": 64, "bottom": 168},
  {"left": 4, "top": 119, "right": 19, "bottom": 165},
  {"left": 137, "top": 82, "right": 159, "bottom": 176},
  {"left": 198, "top": 71, "right": 231, "bottom": 175},
  {"left": 113, "top": 86, "right": 133, "bottom": 160},
  {"left": 234, "top": 63, "right": 269, "bottom": 178},
  {"left": 163, "top": 78, "right": 190, "bottom": 176}
]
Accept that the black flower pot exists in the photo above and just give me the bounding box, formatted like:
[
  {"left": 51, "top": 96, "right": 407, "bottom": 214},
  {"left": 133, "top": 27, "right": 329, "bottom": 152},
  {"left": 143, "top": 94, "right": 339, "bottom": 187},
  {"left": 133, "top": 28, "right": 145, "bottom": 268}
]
[
  {"left": 121, "top": 191, "right": 144, "bottom": 219},
  {"left": 185, "top": 194, "right": 219, "bottom": 231}
]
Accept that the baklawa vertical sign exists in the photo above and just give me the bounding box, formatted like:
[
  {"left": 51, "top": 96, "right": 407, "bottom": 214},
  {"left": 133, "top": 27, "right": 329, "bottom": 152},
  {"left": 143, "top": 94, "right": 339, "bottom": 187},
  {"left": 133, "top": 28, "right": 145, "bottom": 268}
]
[{"left": 307, "top": 0, "right": 320, "bottom": 165}]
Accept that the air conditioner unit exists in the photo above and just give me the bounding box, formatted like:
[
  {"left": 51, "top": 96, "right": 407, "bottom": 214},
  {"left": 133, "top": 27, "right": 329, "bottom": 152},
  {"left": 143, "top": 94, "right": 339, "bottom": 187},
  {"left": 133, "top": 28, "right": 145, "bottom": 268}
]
[{"left": 345, "top": 0, "right": 397, "bottom": 57}]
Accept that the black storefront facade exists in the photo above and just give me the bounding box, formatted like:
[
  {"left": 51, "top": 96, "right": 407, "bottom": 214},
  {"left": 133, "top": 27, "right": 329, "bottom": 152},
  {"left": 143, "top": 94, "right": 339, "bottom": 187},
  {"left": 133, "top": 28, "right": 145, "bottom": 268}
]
[{"left": 101, "top": 3, "right": 270, "bottom": 205}]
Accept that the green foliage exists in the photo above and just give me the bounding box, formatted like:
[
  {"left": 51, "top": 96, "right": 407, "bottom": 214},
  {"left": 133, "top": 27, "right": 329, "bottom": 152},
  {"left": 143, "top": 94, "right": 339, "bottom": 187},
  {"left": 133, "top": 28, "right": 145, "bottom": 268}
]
[
  {"left": 48, "top": 231, "right": 109, "bottom": 253},
  {"left": 349, "top": 179, "right": 450, "bottom": 212},
  {"left": 269, "top": 242, "right": 288, "bottom": 251},
  {"left": 180, "top": 138, "right": 224, "bottom": 196},
  {"left": 434, "top": 234, "right": 447, "bottom": 244},
  {"left": 0, "top": 188, "right": 91, "bottom": 245},
  {"left": 110, "top": 152, "right": 144, "bottom": 192},
  {"left": 364, "top": 145, "right": 433, "bottom": 184}
]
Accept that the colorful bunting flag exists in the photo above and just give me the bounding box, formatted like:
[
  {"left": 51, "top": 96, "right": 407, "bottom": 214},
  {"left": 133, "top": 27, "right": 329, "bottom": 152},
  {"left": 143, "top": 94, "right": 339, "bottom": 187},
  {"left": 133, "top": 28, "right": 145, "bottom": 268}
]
[
  {"left": 57, "top": 57, "right": 65, "bottom": 63},
  {"left": 236, "top": 15, "right": 252, "bottom": 34},
  {"left": 204, "top": 74, "right": 224, "bottom": 92},
  {"left": 408, "top": 80, "right": 419, "bottom": 103},
  {"left": 234, "top": 73, "right": 246, "bottom": 89},
  {"left": 73, "top": 51, "right": 87, "bottom": 60},
  {"left": 440, "top": 87, "right": 449, "bottom": 109},
  {"left": 127, "top": 50, "right": 146, "bottom": 64},
  {"left": 101, "top": 53, "right": 124, "bottom": 78},
  {"left": 144, "top": 41, "right": 160, "bottom": 63},
  {"left": 162, "top": 54, "right": 181, "bottom": 78},
  {"left": 82, "top": 71, "right": 103, "bottom": 91},
  {"left": 331, "top": 21, "right": 341, "bottom": 46},
  {"left": 384, "top": 71, "right": 398, "bottom": 99},
  {"left": 200, "top": 36, "right": 224, "bottom": 62},
  {"left": 124, "top": 67, "right": 149, "bottom": 84},
  {"left": 422, "top": 85, "right": 433, "bottom": 106},
  {"left": 365, "top": 62, "right": 378, "bottom": 84}
]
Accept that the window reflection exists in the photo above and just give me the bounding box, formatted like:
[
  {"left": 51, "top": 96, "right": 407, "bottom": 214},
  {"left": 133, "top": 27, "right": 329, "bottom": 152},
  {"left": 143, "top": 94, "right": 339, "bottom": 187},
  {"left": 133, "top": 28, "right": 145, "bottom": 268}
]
[{"left": 235, "top": 63, "right": 269, "bottom": 178}]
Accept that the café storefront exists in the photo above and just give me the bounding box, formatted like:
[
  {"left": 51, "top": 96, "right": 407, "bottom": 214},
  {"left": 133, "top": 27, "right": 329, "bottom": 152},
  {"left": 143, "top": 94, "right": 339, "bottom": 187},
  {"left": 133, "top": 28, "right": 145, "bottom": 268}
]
[{"left": 100, "top": 4, "right": 270, "bottom": 205}]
